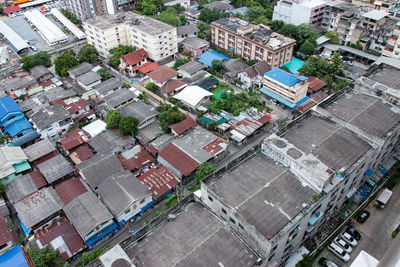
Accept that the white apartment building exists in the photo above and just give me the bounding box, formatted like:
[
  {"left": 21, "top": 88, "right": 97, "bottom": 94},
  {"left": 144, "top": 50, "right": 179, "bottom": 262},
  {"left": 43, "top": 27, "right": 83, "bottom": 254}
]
[
  {"left": 201, "top": 87, "right": 400, "bottom": 265},
  {"left": 273, "top": 0, "right": 327, "bottom": 28},
  {"left": 83, "top": 12, "right": 178, "bottom": 61}
]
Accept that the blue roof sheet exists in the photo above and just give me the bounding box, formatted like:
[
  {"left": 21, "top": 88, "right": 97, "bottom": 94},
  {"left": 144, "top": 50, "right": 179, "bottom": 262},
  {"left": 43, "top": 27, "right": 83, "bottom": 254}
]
[
  {"left": 12, "top": 131, "right": 39, "bottom": 146},
  {"left": 198, "top": 50, "right": 230, "bottom": 67},
  {"left": 0, "top": 245, "right": 29, "bottom": 267},
  {"left": 0, "top": 97, "right": 22, "bottom": 120},
  {"left": 264, "top": 68, "right": 308, "bottom": 87},
  {"left": 4, "top": 118, "right": 33, "bottom": 137}
]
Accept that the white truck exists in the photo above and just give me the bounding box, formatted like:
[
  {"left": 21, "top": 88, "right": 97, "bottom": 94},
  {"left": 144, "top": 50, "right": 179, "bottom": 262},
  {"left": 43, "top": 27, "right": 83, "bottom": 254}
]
[{"left": 375, "top": 188, "right": 393, "bottom": 209}]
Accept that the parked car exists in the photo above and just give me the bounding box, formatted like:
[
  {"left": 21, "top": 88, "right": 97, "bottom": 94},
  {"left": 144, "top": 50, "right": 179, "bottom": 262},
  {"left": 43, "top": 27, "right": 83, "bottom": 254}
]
[
  {"left": 328, "top": 243, "right": 351, "bottom": 262},
  {"left": 318, "top": 257, "right": 339, "bottom": 267},
  {"left": 341, "top": 232, "right": 358, "bottom": 247},
  {"left": 346, "top": 227, "right": 361, "bottom": 240},
  {"left": 357, "top": 210, "right": 370, "bottom": 223},
  {"left": 333, "top": 237, "right": 352, "bottom": 254}
]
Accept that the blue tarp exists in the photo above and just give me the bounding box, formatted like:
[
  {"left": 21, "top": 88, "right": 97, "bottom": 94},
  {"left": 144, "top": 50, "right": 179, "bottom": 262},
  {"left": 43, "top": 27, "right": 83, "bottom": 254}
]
[
  {"left": 0, "top": 97, "right": 22, "bottom": 121},
  {"left": 259, "top": 87, "right": 309, "bottom": 109},
  {"left": 17, "top": 214, "right": 31, "bottom": 237},
  {"left": 0, "top": 245, "right": 29, "bottom": 267},
  {"left": 198, "top": 50, "right": 230, "bottom": 67},
  {"left": 264, "top": 68, "right": 308, "bottom": 87},
  {"left": 365, "top": 168, "right": 373, "bottom": 176},
  {"left": 4, "top": 118, "right": 33, "bottom": 137},
  {"left": 282, "top": 57, "right": 305, "bottom": 74}
]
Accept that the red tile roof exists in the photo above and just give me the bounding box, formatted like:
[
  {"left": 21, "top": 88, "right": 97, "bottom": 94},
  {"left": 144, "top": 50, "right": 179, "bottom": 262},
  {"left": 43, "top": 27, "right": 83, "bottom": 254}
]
[
  {"left": 168, "top": 115, "right": 196, "bottom": 136},
  {"left": 65, "top": 99, "right": 90, "bottom": 115},
  {"left": 138, "top": 62, "right": 160, "bottom": 74},
  {"left": 60, "top": 129, "right": 88, "bottom": 151},
  {"left": 30, "top": 170, "right": 48, "bottom": 189},
  {"left": 202, "top": 138, "right": 226, "bottom": 156},
  {"left": 121, "top": 48, "right": 148, "bottom": 66},
  {"left": 160, "top": 79, "right": 186, "bottom": 95},
  {"left": 34, "top": 217, "right": 85, "bottom": 261},
  {"left": 69, "top": 145, "right": 95, "bottom": 165},
  {"left": 257, "top": 114, "right": 271, "bottom": 124},
  {"left": 147, "top": 66, "right": 178, "bottom": 84},
  {"left": 158, "top": 144, "right": 199, "bottom": 177},
  {"left": 138, "top": 166, "right": 180, "bottom": 200},
  {"left": 4, "top": 6, "right": 22, "bottom": 14},
  {"left": 117, "top": 146, "right": 155, "bottom": 171},
  {"left": 55, "top": 178, "right": 88, "bottom": 205},
  {"left": 0, "top": 216, "right": 13, "bottom": 247},
  {"left": 307, "top": 76, "right": 327, "bottom": 93}
]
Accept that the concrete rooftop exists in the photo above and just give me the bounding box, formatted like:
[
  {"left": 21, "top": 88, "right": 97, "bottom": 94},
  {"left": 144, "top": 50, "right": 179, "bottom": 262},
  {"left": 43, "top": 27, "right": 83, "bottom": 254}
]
[{"left": 367, "top": 68, "right": 400, "bottom": 90}]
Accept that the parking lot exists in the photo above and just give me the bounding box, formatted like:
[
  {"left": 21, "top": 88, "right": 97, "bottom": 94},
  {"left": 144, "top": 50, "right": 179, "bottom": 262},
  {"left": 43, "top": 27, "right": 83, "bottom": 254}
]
[{"left": 314, "top": 182, "right": 400, "bottom": 267}]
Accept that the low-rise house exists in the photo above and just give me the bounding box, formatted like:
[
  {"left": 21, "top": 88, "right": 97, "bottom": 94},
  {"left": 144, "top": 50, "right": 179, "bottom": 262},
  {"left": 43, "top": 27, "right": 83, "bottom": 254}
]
[
  {"left": 59, "top": 129, "right": 89, "bottom": 154},
  {"left": 37, "top": 154, "right": 74, "bottom": 185},
  {"left": 14, "top": 187, "right": 63, "bottom": 235},
  {"left": 98, "top": 170, "right": 153, "bottom": 225},
  {"left": 22, "top": 138, "right": 56, "bottom": 163},
  {"left": 6, "top": 173, "right": 38, "bottom": 205},
  {"left": 117, "top": 145, "right": 155, "bottom": 176},
  {"left": 159, "top": 80, "right": 187, "bottom": 97},
  {"left": 29, "top": 105, "right": 73, "bottom": 140},
  {"left": 135, "top": 121, "right": 163, "bottom": 145},
  {"left": 31, "top": 217, "right": 85, "bottom": 261},
  {"left": 76, "top": 71, "right": 102, "bottom": 91},
  {"left": 203, "top": 1, "right": 233, "bottom": 11},
  {"left": 76, "top": 153, "right": 125, "bottom": 190},
  {"left": 178, "top": 61, "right": 205, "bottom": 78},
  {"left": 230, "top": 6, "right": 248, "bottom": 16},
  {"left": 181, "top": 37, "right": 210, "bottom": 57},
  {"left": 173, "top": 85, "right": 213, "bottom": 111},
  {"left": 53, "top": 99, "right": 93, "bottom": 122},
  {"left": 69, "top": 145, "right": 95, "bottom": 165},
  {"left": 68, "top": 62, "right": 94, "bottom": 79},
  {"left": 147, "top": 66, "right": 179, "bottom": 88},
  {"left": 118, "top": 48, "right": 148, "bottom": 77},
  {"left": 222, "top": 58, "right": 249, "bottom": 82},
  {"left": 103, "top": 88, "right": 136, "bottom": 109},
  {"left": 63, "top": 190, "right": 117, "bottom": 247},
  {"left": 120, "top": 101, "right": 159, "bottom": 129},
  {"left": 177, "top": 24, "right": 200, "bottom": 43},
  {"left": 238, "top": 61, "right": 271, "bottom": 88},
  {"left": 93, "top": 78, "right": 123, "bottom": 98},
  {"left": 30, "top": 65, "right": 53, "bottom": 83},
  {"left": 55, "top": 178, "right": 88, "bottom": 206},
  {"left": 82, "top": 119, "right": 107, "bottom": 138},
  {"left": 0, "top": 75, "right": 37, "bottom": 97},
  {"left": 148, "top": 133, "right": 174, "bottom": 155},
  {"left": 89, "top": 129, "right": 134, "bottom": 154},
  {"left": 40, "top": 87, "right": 76, "bottom": 103},
  {"left": 168, "top": 115, "right": 196, "bottom": 136},
  {"left": 0, "top": 146, "right": 28, "bottom": 183},
  {"left": 0, "top": 216, "right": 14, "bottom": 254},
  {"left": 138, "top": 166, "right": 180, "bottom": 202},
  {"left": 306, "top": 76, "right": 327, "bottom": 95}
]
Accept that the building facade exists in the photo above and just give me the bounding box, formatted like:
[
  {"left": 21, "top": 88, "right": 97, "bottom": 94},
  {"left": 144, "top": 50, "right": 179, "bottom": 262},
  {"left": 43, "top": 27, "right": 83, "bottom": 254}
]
[
  {"left": 83, "top": 12, "right": 177, "bottom": 61},
  {"left": 211, "top": 18, "right": 296, "bottom": 69},
  {"left": 382, "top": 21, "right": 400, "bottom": 58}
]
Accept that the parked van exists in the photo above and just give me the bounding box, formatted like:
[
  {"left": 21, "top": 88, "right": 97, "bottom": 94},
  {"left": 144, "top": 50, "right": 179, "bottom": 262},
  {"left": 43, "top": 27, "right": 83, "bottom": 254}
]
[
  {"left": 328, "top": 243, "right": 350, "bottom": 262},
  {"left": 376, "top": 188, "right": 392, "bottom": 208}
]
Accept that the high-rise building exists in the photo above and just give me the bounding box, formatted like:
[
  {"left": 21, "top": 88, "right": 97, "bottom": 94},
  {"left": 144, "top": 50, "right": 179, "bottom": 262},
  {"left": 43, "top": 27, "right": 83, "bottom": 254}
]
[{"left": 65, "top": 0, "right": 135, "bottom": 21}]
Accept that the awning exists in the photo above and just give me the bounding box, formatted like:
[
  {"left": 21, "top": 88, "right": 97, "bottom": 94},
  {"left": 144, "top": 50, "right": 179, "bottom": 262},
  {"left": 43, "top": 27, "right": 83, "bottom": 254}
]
[
  {"left": 346, "top": 187, "right": 357, "bottom": 199},
  {"left": 365, "top": 168, "right": 373, "bottom": 176},
  {"left": 308, "top": 211, "right": 324, "bottom": 225},
  {"left": 306, "top": 225, "right": 315, "bottom": 233}
]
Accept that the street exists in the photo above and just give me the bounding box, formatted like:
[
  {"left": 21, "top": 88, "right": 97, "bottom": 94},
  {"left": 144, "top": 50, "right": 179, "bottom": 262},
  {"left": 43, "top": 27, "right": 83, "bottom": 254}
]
[{"left": 314, "top": 182, "right": 400, "bottom": 266}]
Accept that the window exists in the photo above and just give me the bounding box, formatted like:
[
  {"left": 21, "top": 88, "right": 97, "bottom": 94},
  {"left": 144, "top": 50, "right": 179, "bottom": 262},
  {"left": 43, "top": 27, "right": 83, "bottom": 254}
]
[
  {"left": 268, "top": 254, "right": 275, "bottom": 261},
  {"left": 208, "top": 196, "right": 213, "bottom": 202},
  {"left": 222, "top": 208, "right": 227, "bottom": 214},
  {"left": 239, "top": 223, "right": 244, "bottom": 230},
  {"left": 229, "top": 217, "right": 236, "bottom": 224},
  {"left": 140, "top": 199, "right": 145, "bottom": 204}
]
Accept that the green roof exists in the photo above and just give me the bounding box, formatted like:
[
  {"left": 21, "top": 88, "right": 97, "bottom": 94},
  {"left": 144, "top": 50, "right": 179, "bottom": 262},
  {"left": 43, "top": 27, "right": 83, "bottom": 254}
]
[
  {"left": 13, "top": 160, "right": 31, "bottom": 174},
  {"left": 200, "top": 116, "right": 228, "bottom": 125}
]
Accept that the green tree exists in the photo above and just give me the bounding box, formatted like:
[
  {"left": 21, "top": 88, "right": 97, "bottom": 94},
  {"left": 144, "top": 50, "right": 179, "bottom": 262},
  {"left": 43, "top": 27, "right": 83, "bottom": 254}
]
[
  {"left": 157, "top": 104, "right": 186, "bottom": 132},
  {"left": 247, "top": 59, "right": 256, "bottom": 66},
  {"left": 119, "top": 116, "right": 139, "bottom": 136},
  {"left": 199, "top": 8, "right": 229, "bottom": 23},
  {"left": 0, "top": 183, "right": 5, "bottom": 197},
  {"left": 122, "top": 83, "right": 131, "bottom": 88},
  {"left": 245, "top": 6, "right": 266, "bottom": 22},
  {"left": 324, "top": 74, "right": 334, "bottom": 93},
  {"left": 61, "top": 8, "right": 82, "bottom": 26},
  {"left": 106, "top": 110, "right": 122, "bottom": 129},
  {"left": 199, "top": 0, "right": 208, "bottom": 7},
  {"left": 142, "top": 0, "right": 156, "bottom": 15},
  {"left": 210, "top": 59, "right": 223, "bottom": 74},
  {"left": 0, "top": 8, "right": 3, "bottom": 14},
  {"left": 355, "top": 40, "right": 363, "bottom": 50},
  {"left": 78, "top": 44, "right": 99, "bottom": 63},
  {"left": 198, "top": 32, "right": 206, "bottom": 39},
  {"left": 195, "top": 162, "right": 216, "bottom": 184},
  {"left": 296, "top": 254, "right": 313, "bottom": 267},
  {"left": 20, "top": 51, "right": 51, "bottom": 70},
  {"left": 324, "top": 31, "right": 339, "bottom": 44},
  {"left": 197, "top": 22, "right": 211, "bottom": 32},
  {"left": 268, "top": 20, "right": 285, "bottom": 31},
  {"left": 158, "top": 7, "right": 181, "bottom": 27},
  {"left": 54, "top": 50, "right": 79, "bottom": 77},
  {"left": 173, "top": 58, "right": 189, "bottom": 69},
  {"left": 20, "top": 55, "right": 36, "bottom": 70},
  {"left": 179, "top": 15, "right": 188, "bottom": 25},
  {"left": 299, "top": 39, "right": 316, "bottom": 55},
  {"left": 28, "top": 246, "right": 62, "bottom": 267},
  {"left": 97, "top": 68, "right": 113, "bottom": 81},
  {"left": 279, "top": 65, "right": 291, "bottom": 73},
  {"left": 146, "top": 82, "right": 158, "bottom": 93}
]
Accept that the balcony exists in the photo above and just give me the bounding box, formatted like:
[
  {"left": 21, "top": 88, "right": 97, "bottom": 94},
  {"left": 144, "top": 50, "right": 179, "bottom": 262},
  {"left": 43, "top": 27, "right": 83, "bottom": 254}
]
[{"left": 308, "top": 211, "right": 324, "bottom": 226}]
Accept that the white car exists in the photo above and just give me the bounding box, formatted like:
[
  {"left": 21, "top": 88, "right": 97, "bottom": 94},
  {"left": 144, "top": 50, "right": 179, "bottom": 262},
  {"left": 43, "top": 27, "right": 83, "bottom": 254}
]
[
  {"left": 328, "top": 243, "right": 350, "bottom": 262},
  {"left": 333, "top": 237, "right": 352, "bottom": 254},
  {"left": 341, "top": 232, "right": 358, "bottom": 247}
]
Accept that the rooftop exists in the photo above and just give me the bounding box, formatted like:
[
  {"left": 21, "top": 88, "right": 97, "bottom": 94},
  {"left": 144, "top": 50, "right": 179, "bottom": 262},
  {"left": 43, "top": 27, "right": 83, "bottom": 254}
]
[
  {"left": 198, "top": 50, "right": 230, "bottom": 67},
  {"left": 177, "top": 24, "right": 200, "bottom": 36},
  {"left": 323, "top": 91, "right": 400, "bottom": 138},
  {"left": 242, "top": 61, "right": 271, "bottom": 78},
  {"left": 223, "top": 58, "right": 249, "bottom": 77},
  {"left": 76, "top": 71, "right": 101, "bottom": 86},
  {"left": 76, "top": 153, "right": 125, "bottom": 189},
  {"left": 30, "top": 65, "right": 51, "bottom": 79},
  {"left": 173, "top": 85, "right": 213, "bottom": 107},
  {"left": 264, "top": 68, "right": 308, "bottom": 87},
  {"left": 88, "top": 129, "right": 133, "bottom": 154},
  {"left": 208, "top": 152, "right": 315, "bottom": 237},
  {"left": 84, "top": 11, "right": 174, "bottom": 35},
  {"left": 55, "top": 177, "right": 88, "bottom": 205},
  {"left": 283, "top": 115, "right": 372, "bottom": 171},
  {"left": 136, "top": 120, "right": 163, "bottom": 145},
  {"left": 362, "top": 9, "right": 387, "bottom": 21},
  {"left": 0, "top": 146, "right": 27, "bottom": 165},
  {"left": 30, "top": 105, "right": 71, "bottom": 130},
  {"left": 14, "top": 187, "right": 63, "bottom": 229},
  {"left": 126, "top": 202, "right": 257, "bottom": 266},
  {"left": 93, "top": 78, "right": 123, "bottom": 96},
  {"left": 168, "top": 115, "right": 196, "bottom": 135},
  {"left": 160, "top": 79, "right": 187, "bottom": 95},
  {"left": 181, "top": 36, "right": 209, "bottom": 49},
  {"left": 29, "top": 170, "right": 48, "bottom": 189},
  {"left": 367, "top": 67, "right": 400, "bottom": 90},
  {"left": 103, "top": 88, "right": 136, "bottom": 108},
  {"left": 0, "top": 216, "right": 12, "bottom": 246},
  {"left": 0, "top": 96, "right": 21, "bottom": 118},
  {"left": 41, "top": 87, "right": 76, "bottom": 102},
  {"left": 158, "top": 143, "right": 199, "bottom": 176},
  {"left": 37, "top": 154, "right": 74, "bottom": 184},
  {"left": 147, "top": 65, "right": 179, "bottom": 84},
  {"left": 137, "top": 166, "right": 180, "bottom": 200},
  {"left": 6, "top": 173, "right": 37, "bottom": 204},
  {"left": 69, "top": 145, "right": 95, "bottom": 165},
  {"left": 120, "top": 48, "right": 148, "bottom": 66},
  {"left": 203, "top": 1, "right": 233, "bottom": 11},
  {"left": 120, "top": 101, "right": 159, "bottom": 124},
  {"left": 82, "top": 119, "right": 106, "bottom": 138},
  {"left": 68, "top": 62, "right": 94, "bottom": 78},
  {"left": 117, "top": 145, "right": 155, "bottom": 171},
  {"left": 98, "top": 171, "right": 152, "bottom": 217},
  {"left": 149, "top": 133, "right": 174, "bottom": 152},
  {"left": 23, "top": 138, "right": 55, "bottom": 162},
  {"left": 64, "top": 190, "right": 113, "bottom": 238},
  {"left": 60, "top": 129, "right": 89, "bottom": 151},
  {"left": 178, "top": 61, "right": 204, "bottom": 75}
]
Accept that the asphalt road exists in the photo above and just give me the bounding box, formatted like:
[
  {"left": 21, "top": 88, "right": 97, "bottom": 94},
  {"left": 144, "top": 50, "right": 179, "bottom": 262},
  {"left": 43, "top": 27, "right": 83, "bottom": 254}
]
[{"left": 314, "top": 182, "right": 400, "bottom": 267}]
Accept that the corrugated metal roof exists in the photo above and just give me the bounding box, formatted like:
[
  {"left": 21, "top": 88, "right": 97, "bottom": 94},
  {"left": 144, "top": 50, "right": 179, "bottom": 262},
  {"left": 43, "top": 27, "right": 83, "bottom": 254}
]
[
  {"left": 138, "top": 166, "right": 180, "bottom": 200},
  {"left": 159, "top": 144, "right": 199, "bottom": 176}
]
